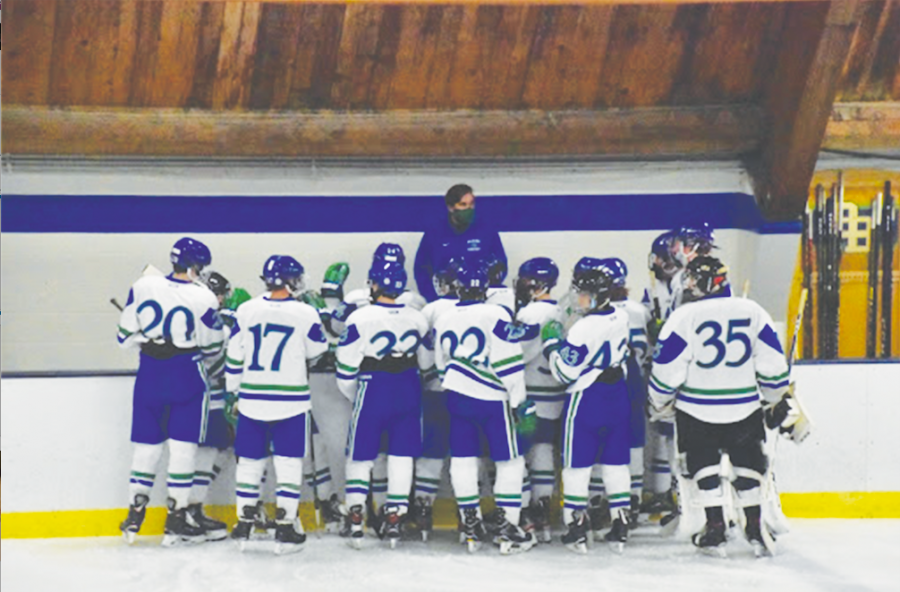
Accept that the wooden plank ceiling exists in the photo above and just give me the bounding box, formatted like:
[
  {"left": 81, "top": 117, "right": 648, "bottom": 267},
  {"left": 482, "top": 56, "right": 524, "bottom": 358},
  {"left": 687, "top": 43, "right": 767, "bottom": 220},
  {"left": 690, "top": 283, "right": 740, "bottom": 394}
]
[{"left": 3, "top": 0, "right": 899, "bottom": 220}]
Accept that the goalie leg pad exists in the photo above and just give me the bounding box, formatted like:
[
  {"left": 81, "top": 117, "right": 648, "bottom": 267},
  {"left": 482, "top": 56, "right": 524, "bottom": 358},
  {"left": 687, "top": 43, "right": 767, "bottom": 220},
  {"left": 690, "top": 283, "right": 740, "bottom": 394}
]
[
  {"left": 732, "top": 467, "right": 765, "bottom": 507},
  {"left": 693, "top": 465, "right": 724, "bottom": 508}
]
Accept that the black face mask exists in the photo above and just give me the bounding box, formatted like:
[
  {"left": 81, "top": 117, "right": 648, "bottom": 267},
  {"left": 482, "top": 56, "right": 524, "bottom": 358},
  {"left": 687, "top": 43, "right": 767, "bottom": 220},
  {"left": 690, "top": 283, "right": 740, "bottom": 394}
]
[{"left": 449, "top": 208, "right": 475, "bottom": 232}]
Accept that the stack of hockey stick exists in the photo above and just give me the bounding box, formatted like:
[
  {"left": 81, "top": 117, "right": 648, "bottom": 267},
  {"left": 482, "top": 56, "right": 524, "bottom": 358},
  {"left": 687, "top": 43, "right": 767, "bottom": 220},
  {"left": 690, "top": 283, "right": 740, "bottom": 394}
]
[
  {"left": 804, "top": 180, "right": 845, "bottom": 359},
  {"left": 866, "top": 182, "right": 897, "bottom": 359}
]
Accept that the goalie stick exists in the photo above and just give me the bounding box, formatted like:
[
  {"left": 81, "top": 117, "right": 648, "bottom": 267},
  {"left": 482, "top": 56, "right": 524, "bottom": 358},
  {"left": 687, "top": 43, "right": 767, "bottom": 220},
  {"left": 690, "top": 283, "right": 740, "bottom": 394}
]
[{"left": 867, "top": 194, "right": 882, "bottom": 358}]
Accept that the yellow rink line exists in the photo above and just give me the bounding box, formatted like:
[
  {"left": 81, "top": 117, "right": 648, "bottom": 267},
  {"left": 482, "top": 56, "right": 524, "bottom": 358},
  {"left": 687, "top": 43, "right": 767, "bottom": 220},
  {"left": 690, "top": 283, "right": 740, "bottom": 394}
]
[{"left": 2, "top": 492, "right": 898, "bottom": 539}]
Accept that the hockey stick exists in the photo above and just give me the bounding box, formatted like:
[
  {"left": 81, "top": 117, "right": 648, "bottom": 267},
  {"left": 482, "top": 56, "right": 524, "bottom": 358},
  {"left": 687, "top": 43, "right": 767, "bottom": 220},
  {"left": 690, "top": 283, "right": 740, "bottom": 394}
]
[
  {"left": 110, "top": 298, "right": 124, "bottom": 312},
  {"left": 867, "top": 194, "right": 882, "bottom": 358},
  {"left": 881, "top": 182, "right": 895, "bottom": 358},
  {"left": 741, "top": 279, "right": 751, "bottom": 299}
]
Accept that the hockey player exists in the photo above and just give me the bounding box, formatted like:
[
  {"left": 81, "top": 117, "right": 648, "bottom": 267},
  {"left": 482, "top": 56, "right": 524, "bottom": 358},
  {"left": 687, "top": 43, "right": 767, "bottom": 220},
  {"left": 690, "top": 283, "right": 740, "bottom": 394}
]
[
  {"left": 512, "top": 257, "right": 565, "bottom": 543},
  {"left": 434, "top": 257, "right": 537, "bottom": 556},
  {"left": 649, "top": 255, "right": 792, "bottom": 558},
  {"left": 587, "top": 258, "right": 651, "bottom": 532},
  {"left": 226, "top": 255, "right": 329, "bottom": 554},
  {"left": 671, "top": 223, "right": 716, "bottom": 268},
  {"left": 184, "top": 271, "right": 238, "bottom": 542},
  {"left": 414, "top": 183, "right": 507, "bottom": 302},
  {"left": 117, "top": 237, "right": 224, "bottom": 546},
  {"left": 485, "top": 253, "right": 516, "bottom": 315},
  {"left": 411, "top": 259, "right": 460, "bottom": 540},
  {"left": 337, "top": 256, "right": 429, "bottom": 549},
  {"left": 543, "top": 258, "right": 632, "bottom": 554}
]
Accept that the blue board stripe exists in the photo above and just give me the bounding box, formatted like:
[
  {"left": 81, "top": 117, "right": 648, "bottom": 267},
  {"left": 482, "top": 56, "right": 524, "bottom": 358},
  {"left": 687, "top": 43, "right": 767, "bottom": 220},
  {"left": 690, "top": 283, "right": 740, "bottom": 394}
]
[{"left": 0, "top": 193, "right": 798, "bottom": 234}]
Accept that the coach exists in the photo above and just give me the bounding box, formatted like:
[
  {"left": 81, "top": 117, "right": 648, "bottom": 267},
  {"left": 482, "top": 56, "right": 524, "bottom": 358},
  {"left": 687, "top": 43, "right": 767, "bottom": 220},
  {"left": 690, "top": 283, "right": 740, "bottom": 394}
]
[{"left": 414, "top": 183, "right": 507, "bottom": 302}]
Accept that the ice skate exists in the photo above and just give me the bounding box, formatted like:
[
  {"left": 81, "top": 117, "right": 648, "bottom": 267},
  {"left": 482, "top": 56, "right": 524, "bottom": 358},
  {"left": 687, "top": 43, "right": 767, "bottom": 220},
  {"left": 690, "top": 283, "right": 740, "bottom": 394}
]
[
  {"left": 461, "top": 507, "right": 488, "bottom": 554},
  {"left": 692, "top": 520, "right": 727, "bottom": 558},
  {"left": 561, "top": 511, "right": 589, "bottom": 554},
  {"left": 587, "top": 495, "right": 609, "bottom": 533},
  {"left": 483, "top": 508, "right": 504, "bottom": 542},
  {"left": 745, "top": 518, "right": 776, "bottom": 558},
  {"left": 318, "top": 494, "right": 343, "bottom": 535},
  {"left": 412, "top": 497, "right": 433, "bottom": 542},
  {"left": 231, "top": 504, "right": 259, "bottom": 552},
  {"left": 494, "top": 509, "right": 537, "bottom": 555},
  {"left": 604, "top": 510, "right": 629, "bottom": 554},
  {"left": 274, "top": 511, "right": 307, "bottom": 556},
  {"left": 253, "top": 506, "right": 277, "bottom": 540},
  {"left": 628, "top": 495, "right": 641, "bottom": 528},
  {"left": 378, "top": 505, "right": 403, "bottom": 549},
  {"left": 346, "top": 504, "right": 365, "bottom": 550},
  {"left": 120, "top": 494, "right": 149, "bottom": 544},
  {"left": 161, "top": 500, "right": 205, "bottom": 547},
  {"left": 187, "top": 503, "right": 228, "bottom": 542},
  {"left": 641, "top": 489, "right": 676, "bottom": 515}
]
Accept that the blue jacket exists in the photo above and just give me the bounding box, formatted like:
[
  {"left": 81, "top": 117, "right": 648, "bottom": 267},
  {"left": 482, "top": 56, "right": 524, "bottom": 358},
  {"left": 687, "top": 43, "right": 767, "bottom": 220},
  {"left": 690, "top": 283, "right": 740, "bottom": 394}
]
[{"left": 414, "top": 213, "right": 506, "bottom": 302}]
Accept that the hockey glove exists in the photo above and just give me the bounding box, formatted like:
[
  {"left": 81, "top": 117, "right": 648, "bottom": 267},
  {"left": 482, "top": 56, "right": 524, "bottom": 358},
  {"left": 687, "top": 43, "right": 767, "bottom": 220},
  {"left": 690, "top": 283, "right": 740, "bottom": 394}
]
[
  {"left": 225, "top": 287, "right": 252, "bottom": 311},
  {"left": 647, "top": 397, "right": 675, "bottom": 422},
  {"left": 322, "top": 262, "right": 350, "bottom": 300},
  {"left": 764, "top": 387, "right": 811, "bottom": 443},
  {"left": 647, "top": 318, "right": 664, "bottom": 346},
  {"left": 541, "top": 320, "right": 564, "bottom": 358},
  {"left": 224, "top": 392, "right": 240, "bottom": 428},
  {"left": 514, "top": 399, "right": 538, "bottom": 437},
  {"left": 301, "top": 289, "right": 326, "bottom": 311}
]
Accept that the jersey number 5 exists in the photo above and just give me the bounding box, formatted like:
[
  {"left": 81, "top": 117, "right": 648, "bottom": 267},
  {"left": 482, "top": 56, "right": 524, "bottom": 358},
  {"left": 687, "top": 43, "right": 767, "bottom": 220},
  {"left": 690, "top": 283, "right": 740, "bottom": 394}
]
[
  {"left": 248, "top": 323, "right": 295, "bottom": 371},
  {"left": 695, "top": 319, "right": 752, "bottom": 368}
]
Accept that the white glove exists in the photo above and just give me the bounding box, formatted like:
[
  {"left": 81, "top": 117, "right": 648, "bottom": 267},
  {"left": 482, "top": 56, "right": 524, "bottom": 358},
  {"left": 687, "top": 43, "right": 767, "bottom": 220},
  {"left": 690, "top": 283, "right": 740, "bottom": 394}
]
[{"left": 648, "top": 397, "right": 675, "bottom": 422}]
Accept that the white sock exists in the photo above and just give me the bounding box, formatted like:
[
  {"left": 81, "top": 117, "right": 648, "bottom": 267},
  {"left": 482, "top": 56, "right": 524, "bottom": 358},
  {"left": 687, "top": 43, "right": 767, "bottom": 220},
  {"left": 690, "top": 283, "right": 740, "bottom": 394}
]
[
  {"left": 273, "top": 455, "right": 303, "bottom": 521},
  {"left": 649, "top": 433, "right": 674, "bottom": 493},
  {"left": 311, "top": 425, "right": 335, "bottom": 500},
  {"left": 371, "top": 453, "right": 388, "bottom": 510},
  {"left": 128, "top": 443, "right": 164, "bottom": 503},
  {"left": 601, "top": 464, "right": 631, "bottom": 521},
  {"left": 235, "top": 457, "right": 266, "bottom": 519},
  {"left": 451, "top": 456, "right": 480, "bottom": 519},
  {"left": 629, "top": 446, "right": 645, "bottom": 501},
  {"left": 189, "top": 446, "right": 219, "bottom": 505},
  {"left": 414, "top": 457, "right": 444, "bottom": 504},
  {"left": 494, "top": 456, "right": 525, "bottom": 524},
  {"left": 562, "top": 467, "right": 591, "bottom": 524},
  {"left": 386, "top": 455, "right": 413, "bottom": 514},
  {"left": 589, "top": 464, "right": 605, "bottom": 501},
  {"left": 528, "top": 443, "right": 556, "bottom": 500},
  {"left": 345, "top": 459, "right": 375, "bottom": 510},
  {"left": 166, "top": 439, "right": 198, "bottom": 509},
  {"left": 521, "top": 471, "right": 533, "bottom": 508}
]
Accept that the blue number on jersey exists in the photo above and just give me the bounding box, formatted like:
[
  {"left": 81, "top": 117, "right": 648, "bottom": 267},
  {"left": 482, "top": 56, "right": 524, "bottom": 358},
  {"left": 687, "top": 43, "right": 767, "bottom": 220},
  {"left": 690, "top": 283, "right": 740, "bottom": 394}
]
[
  {"left": 440, "top": 327, "right": 487, "bottom": 365},
  {"left": 370, "top": 330, "right": 421, "bottom": 357},
  {"left": 558, "top": 341, "right": 588, "bottom": 367},
  {"left": 138, "top": 299, "right": 196, "bottom": 341},
  {"left": 695, "top": 319, "right": 752, "bottom": 368},
  {"left": 248, "top": 323, "right": 295, "bottom": 371}
]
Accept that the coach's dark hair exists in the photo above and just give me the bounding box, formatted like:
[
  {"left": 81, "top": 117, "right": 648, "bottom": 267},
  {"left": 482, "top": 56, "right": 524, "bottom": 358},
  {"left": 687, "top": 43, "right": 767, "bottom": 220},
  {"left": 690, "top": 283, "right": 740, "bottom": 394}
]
[{"left": 444, "top": 184, "right": 474, "bottom": 208}]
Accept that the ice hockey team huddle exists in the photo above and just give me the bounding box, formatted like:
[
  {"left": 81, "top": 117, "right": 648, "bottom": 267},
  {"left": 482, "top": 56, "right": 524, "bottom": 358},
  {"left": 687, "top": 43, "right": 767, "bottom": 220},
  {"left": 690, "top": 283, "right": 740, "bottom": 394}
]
[{"left": 116, "top": 188, "right": 811, "bottom": 560}]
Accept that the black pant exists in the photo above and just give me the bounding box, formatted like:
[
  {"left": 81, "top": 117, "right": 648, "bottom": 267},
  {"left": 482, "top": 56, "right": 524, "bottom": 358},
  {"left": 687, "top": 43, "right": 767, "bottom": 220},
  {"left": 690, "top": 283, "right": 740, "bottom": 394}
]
[{"left": 676, "top": 409, "right": 767, "bottom": 478}]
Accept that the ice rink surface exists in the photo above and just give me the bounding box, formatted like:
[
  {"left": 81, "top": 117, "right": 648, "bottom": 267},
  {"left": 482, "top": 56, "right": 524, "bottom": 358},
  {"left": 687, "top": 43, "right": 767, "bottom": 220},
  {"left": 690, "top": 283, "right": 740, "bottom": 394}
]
[{"left": 3, "top": 520, "right": 898, "bottom": 592}]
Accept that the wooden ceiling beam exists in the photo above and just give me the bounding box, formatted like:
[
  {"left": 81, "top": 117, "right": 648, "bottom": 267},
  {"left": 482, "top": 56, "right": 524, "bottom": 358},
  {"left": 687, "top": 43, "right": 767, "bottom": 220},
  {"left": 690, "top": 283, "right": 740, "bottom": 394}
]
[
  {"left": 179, "top": 1, "right": 831, "bottom": 4},
  {"left": 752, "top": 0, "right": 863, "bottom": 221},
  {"left": 1, "top": 104, "right": 763, "bottom": 158},
  {"left": 824, "top": 101, "right": 900, "bottom": 151}
]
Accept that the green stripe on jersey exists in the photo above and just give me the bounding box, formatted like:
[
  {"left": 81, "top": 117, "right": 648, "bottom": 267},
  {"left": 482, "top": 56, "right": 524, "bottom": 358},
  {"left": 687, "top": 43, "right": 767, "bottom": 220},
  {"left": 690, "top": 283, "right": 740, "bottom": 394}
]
[
  {"left": 118, "top": 326, "right": 133, "bottom": 337},
  {"left": 680, "top": 385, "right": 758, "bottom": 396},
  {"left": 757, "top": 370, "right": 790, "bottom": 381},
  {"left": 201, "top": 341, "right": 223, "bottom": 351},
  {"left": 336, "top": 361, "right": 358, "bottom": 373},
  {"left": 449, "top": 358, "right": 502, "bottom": 385},
  {"left": 240, "top": 383, "right": 310, "bottom": 393},
  {"left": 650, "top": 374, "right": 676, "bottom": 392},
  {"left": 226, "top": 356, "right": 243, "bottom": 366},
  {"left": 491, "top": 354, "right": 523, "bottom": 369}
]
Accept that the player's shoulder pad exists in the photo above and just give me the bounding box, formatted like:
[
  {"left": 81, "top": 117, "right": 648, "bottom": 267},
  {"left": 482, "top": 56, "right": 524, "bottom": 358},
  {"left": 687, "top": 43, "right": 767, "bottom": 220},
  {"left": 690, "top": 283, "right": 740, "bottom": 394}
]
[{"left": 307, "top": 322, "right": 327, "bottom": 344}]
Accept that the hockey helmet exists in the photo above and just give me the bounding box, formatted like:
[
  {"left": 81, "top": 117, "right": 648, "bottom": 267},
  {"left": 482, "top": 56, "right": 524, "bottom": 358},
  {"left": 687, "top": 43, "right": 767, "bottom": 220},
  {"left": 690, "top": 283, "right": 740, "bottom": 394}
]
[
  {"left": 368, "top": 260, "right": 407, "bottom": 298},
  {"left": 261, "top": 255, "right": 305, "bottom": 294},
  {"left": 598, "top": 257, "right": 627, "bottom": 288},
  {"left": 373, "top": 243, "right": 406, "bottom": 266},
  {"left": 683, "top": 255, "right": 729, "bottom": 301},
  {"left": 171, "top": 237, "right": 211, "bottom": 272},
  {"left": 571, "top": 257, "right": 614, "bottom": 311}
]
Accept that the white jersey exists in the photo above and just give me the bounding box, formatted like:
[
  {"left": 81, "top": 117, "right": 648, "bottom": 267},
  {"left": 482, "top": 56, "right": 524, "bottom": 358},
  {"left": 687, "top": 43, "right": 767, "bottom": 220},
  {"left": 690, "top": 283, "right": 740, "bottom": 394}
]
[
  {"left": 613, "top": 299, "right": 653, "bottom": 368},
  {"left": 516, "top": 299, "right": 566, "bottom": 419},
  {"left": 225, "top": 295, "right": 328, "bottom": 421},
  {"left": 203, "top": 320, "right": 231, "bottom": 410},
  {"left": 117, "top": 274, "right": 222, "bottom": 354},
  {"left": 486, "top": 285, "right": 515, "bottom": 316},
  {"left": 642, "top": 270, "right": 683, "bottom": 323},
  {"left": 335, "top": 302, "right": 429, "bottom": 400},
  {"left": 549, "top": 306, "right": 630, "bottom": 394},
  {"left": 419, "top": 296, "right": 460, "bottom": 391},
  {"left": 434, "top": 302, "right": 526, "bottom": 407},
  {"left": 649, "top": 291, "right": 790, "bottom": 424}
]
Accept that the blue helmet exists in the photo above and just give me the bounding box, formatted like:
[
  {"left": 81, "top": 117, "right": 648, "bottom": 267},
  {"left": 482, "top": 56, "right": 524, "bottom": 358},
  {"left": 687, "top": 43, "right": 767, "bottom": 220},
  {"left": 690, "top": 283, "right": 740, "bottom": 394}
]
[
  {"left": 171, "top": 237, "right": 211, "bottom": 271},
  {"left": 649, "top": 230, "right": 680, "bottom": 279},
  {"left": 373, "top": 243, "right": 405, "bottom": 266},
  {"left": 599, "top": 257, "right": 627, "bottom": 288},
  {"left": 571, "top": 257, "right": 614, "bottom": 310},
  {"left": 433, "top": 257, "right": 460, "bottom": 297},
  {"left": 455, "top": 257, "right": 490, "bottom": 292},
  {"left": 517, "top": 257, "right": 559, "bottom": 288},
  {"left": 368, "top": 260, "right": 407, "bottom": 298},
  {"left": 674, "top": 223, "right": 716, "bottom": 264},
  {"left": 485, "top": 252, "right": 507, "bottom": 286},
  {"left": 261, "top": 255, "right": 305, "bottom": 293}
]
